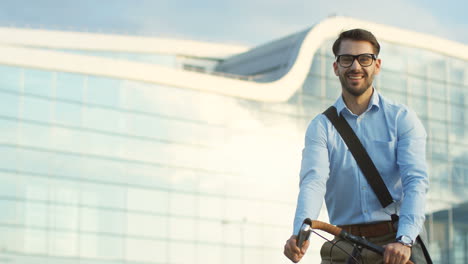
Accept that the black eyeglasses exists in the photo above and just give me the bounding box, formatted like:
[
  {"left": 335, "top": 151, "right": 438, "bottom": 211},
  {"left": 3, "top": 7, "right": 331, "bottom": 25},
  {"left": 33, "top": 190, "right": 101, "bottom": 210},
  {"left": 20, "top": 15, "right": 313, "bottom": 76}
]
[{"left": 336, "top": 53, "right": 377, "bottom": 68}]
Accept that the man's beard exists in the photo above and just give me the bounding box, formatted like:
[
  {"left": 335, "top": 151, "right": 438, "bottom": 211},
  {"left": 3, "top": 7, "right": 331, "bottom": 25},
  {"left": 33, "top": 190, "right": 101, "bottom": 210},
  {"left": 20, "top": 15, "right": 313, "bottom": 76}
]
[{"left": 338, "top": 70, "right": 375, "bottom": 97}]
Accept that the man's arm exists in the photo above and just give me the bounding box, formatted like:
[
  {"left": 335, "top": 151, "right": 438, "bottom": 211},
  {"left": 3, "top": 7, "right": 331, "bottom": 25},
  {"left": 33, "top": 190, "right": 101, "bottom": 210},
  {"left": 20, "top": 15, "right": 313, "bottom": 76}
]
[
  {"left": 285, "top": 115, "right": 330, "bottom": 262},
  {"left": 294, "top": 115, "right": 330, "bottom": 234},
  {"left": 395, "top": 107, "right": 429, "bottom": 241}
]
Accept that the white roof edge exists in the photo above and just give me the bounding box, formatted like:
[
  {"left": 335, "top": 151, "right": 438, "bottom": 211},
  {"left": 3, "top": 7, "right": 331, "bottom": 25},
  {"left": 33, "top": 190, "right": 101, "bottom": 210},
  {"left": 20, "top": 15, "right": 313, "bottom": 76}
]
[
  {"left": 0, "top": 27, "right": 249, "bottom": 58},
  {"left": 0, "top": 16, "right": 467, "bottom": 103}
]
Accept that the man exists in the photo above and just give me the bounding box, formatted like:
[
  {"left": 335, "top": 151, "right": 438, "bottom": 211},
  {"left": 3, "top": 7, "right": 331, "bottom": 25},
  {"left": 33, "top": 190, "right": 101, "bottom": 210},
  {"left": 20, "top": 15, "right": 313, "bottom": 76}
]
[{"left": 283, "top": 29, "right": 429, "bottom": 264}]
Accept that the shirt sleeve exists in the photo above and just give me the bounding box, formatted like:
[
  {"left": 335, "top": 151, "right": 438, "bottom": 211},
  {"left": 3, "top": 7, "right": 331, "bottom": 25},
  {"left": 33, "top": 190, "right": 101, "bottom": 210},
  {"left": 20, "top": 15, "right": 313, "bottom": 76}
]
[
  {"left": 395, "top": 107, "right": 429, "bottom": 241},
  {"left": 293, "top": 115, "right": 330, "bottom": 235}
]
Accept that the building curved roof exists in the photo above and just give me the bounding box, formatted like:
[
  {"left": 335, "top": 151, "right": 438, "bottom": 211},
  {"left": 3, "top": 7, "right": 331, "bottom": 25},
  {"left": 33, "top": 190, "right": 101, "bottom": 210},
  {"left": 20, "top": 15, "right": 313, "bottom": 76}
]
[
  {"left": 214, "top": 28, "right": 310, "bottom": 82},
  {"left": 0, "top": 16, "right": 467, "bottom": 102}
]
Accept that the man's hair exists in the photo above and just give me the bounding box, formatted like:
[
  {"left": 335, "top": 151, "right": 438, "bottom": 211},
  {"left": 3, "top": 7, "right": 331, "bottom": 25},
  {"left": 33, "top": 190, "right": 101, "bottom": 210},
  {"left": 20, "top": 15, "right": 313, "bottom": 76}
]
[{"left": 332, "top": 29, "right": 380, "bottom": 56}]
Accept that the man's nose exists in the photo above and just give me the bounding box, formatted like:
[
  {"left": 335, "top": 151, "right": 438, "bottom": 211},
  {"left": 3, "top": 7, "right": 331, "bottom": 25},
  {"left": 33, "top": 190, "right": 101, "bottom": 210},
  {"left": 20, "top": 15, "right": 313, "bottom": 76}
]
[{"left": 349, "top": 58, "right": 363, "bottom": 70}]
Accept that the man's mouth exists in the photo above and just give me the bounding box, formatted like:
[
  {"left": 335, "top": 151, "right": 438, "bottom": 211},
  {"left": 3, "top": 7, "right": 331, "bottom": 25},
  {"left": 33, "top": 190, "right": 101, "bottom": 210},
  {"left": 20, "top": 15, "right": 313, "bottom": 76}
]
[{"left": 346, "top": 72, "right": 366, "bottom": 80}]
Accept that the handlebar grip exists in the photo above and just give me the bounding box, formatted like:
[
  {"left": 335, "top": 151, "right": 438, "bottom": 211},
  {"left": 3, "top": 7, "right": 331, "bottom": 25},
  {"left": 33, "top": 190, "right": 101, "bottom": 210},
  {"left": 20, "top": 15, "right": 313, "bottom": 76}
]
[{"left": 296, "top": 221, "right": 311, "bottom": 248}]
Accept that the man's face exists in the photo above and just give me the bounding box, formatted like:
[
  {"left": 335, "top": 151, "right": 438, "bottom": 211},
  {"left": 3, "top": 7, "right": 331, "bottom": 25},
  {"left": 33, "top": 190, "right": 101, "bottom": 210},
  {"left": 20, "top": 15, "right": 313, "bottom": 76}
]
[{"left": 333, "top": 40, "right": 381, "bottom": 97}]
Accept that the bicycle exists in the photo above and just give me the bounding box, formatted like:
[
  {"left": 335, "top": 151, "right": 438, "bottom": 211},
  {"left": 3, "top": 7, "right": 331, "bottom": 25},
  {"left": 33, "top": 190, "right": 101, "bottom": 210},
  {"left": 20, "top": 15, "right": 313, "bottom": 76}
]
[{"left": 296, "top": 218, "right": 414, "bottom": 264}]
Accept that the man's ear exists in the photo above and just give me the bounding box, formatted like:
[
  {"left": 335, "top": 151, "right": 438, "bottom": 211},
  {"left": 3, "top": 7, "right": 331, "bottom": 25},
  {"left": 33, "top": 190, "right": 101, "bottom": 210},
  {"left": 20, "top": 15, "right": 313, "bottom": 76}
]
[
  {"left": 374, "top": 58, "right": 382, "bottom": 75},
  {"left": 333, "top": 61, "right": 339, "bottom": 76}
]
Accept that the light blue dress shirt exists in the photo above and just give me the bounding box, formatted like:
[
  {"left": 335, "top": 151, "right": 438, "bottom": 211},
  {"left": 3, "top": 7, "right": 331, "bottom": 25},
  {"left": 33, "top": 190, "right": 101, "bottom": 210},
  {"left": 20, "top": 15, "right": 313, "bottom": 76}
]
[{"left": 293, "top": 89, "right": 429, "bottom": 241}]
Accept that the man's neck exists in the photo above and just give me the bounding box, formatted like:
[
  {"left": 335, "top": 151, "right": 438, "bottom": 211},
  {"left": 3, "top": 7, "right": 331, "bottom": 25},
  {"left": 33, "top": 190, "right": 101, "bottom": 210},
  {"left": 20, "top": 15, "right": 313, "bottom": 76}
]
[{"left": 342, "top": 87, "right": 374, "bottom": 116}]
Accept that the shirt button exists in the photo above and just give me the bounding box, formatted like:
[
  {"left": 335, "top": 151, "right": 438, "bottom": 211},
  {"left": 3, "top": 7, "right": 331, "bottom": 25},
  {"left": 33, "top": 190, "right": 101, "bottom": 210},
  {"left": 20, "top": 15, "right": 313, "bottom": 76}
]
[
  {"left": 362, "top": 186, "right": 366, "bottom": 190},
  {"left": 364, "top": 210, "right": 368, "bottom": 213}
]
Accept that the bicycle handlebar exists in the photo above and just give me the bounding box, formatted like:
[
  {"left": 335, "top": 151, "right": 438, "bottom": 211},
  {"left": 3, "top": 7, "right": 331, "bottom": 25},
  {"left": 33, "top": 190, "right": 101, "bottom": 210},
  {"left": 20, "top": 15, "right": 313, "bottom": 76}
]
[{"left": 305, "top": 219, "right": 414, "bottom": 264}]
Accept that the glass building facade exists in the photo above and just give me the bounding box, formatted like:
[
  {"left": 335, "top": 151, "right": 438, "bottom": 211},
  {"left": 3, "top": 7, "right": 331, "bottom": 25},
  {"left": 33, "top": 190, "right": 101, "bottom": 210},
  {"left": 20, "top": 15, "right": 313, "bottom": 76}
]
[{"left": 0, "top": 20, "right": 467, "bottom": 264}]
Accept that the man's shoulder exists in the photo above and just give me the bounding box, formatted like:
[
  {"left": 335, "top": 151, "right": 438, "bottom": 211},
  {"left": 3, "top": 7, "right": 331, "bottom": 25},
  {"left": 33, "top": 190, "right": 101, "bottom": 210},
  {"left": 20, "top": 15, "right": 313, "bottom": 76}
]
[
  {"left": 378, "top": 93, "right": 412, "bottom": 116},
  {"left": 305, "top": 111, "right": 330, "bottom": 135}
]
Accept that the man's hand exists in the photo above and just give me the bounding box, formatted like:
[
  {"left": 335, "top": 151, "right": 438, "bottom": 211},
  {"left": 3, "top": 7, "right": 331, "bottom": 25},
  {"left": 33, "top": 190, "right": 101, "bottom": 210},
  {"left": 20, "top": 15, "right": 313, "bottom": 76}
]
[
  {"left": 383, "top": 242, "right": 411, "bottom": 264},
  {"left": 283, "top": 235, "right": 310, "bottom": 263}
]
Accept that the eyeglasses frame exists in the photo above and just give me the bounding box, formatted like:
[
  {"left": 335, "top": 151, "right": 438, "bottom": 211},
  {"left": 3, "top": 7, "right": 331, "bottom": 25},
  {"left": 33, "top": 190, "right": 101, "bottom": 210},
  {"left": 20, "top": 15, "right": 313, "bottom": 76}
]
[{"left": 335, "top": 53, "right": 377, "bottom": 68}]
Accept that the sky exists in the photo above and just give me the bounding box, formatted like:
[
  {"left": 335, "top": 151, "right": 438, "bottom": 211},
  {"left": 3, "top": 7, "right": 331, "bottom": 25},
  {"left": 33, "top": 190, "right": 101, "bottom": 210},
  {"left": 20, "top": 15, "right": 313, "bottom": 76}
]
[{"left": 0, "top": 0, "right": 466, "bottom": 47}]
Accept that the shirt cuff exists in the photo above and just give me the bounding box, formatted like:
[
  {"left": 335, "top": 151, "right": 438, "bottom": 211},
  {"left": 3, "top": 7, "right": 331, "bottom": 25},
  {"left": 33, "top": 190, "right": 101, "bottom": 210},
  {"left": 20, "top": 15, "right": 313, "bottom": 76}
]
[{"left": 396, "top": 223, "right": 420, "bottom": 242}]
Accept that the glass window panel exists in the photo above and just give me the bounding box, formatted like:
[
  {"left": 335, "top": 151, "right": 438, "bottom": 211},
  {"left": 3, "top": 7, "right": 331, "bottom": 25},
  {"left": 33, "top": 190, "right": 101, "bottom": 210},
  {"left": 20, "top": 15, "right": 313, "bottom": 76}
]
[
  {"left": 0, "top": 226, "right": 23, "bottom": 252},
  {"left": 169, "top": 241, "right": 196, "bottom": 264},
  {"left": 55, "top": 72, "right": 84, "bottom": 101},
  {"left": 407, "top": 49, "right": 427, "bottom": 76},
  {"left": 449, "top": 59, "right": 465, "bottom": 85},
  {"left": 82, "top": 106, "right": 121, "bottom": 133},
  {"left": 244, "top": 247, "right": 262, "bottom": 263},
  {"left": 169, "top": 192, "right": 197, "bottom": 216},
  {"left": 0, "top": 119, "right": 18, "bottom": 145},
  {"left": 17, "top": 122, "right": 52, "bottom": 149},
  {"left": 48, "top": 230, "right": 78, "bottom": 256},
  {"left": 80, "top": 207, "right": 125, "bottom": 235},
  {"left": 126, "top": 188, "right": 168, "bottom": 214},
  {"left": 224, "top": 246, "right": 243, "bottom": 264},
  {"left": 0, "top": 199, "right": 22, "bottom": 225},
  {"left": 54, "top": 101, "right": 82, "bottom": 127},
  {"left": 409, "top": 95, "right": 428, "bottom": 118},
  {"left": 124, "top": 162, "right": 171, "bottom": 189},
  {"left": 16, "top": 147, "right": 56, "bottom": 176},
  {"left": 223, "top": 219, "right": 243, "bottom": 245},
  {"left": 24, "top": 229, "right": 48, "bottom": 254},
  {"left": 449, "top": 124, "right": 465, "bottom": 141},
  {"left": 80, "top": 183, "right": 126, "bottom": 209},
  {"left": 0, "top": 65, "right": 21, "bottom": 92},
  {"left": 199, "top": 196, "right": 224, "bottom": 219},
  {"left": 123, "top": 112, "right": 225, "bottom": 146},
  {"left": 380, "top": 70, "right": 406, "bottom": 93},
  {"left": 24, "top": 177, "right": 49, "bottom": 201},
  {"left": 408, "top": 76, "right": 426, "bottom": 96},
  {"left": 451, "top": 105, "right": 465, "bottom": 125},
  {"left": 198, "top": 219, "right": 223, "bottom": 242},
  {"left": 302, "top": 75, "right": 323, "bottom": 97},
  {"left": 383, "top": 90, "right": 407, "bottom": 105},
  {"left": 97, "top": 235, "right": 124, "bottom": 260},
  {"left": 301, "top": 95, "right": 326, "bottom": 117},
  {"left": 79, "top": 233, "right": 99, "bottom": 258},
  {"left": 0, "top": 169, "right": 24, "bottom": 198},
  {"left": 0, "top": 92, "right": 20, "bottom": 118},
  {"left": 262, "top": 201, "right": 294, "bottom": 226},
  {"left": 25, "top": 202, "right": 47, "bottom": 228},
  {"left": 48, "top": 204, "right": 79, "bottom": 230},
  {"left": 126, "top": 238, "right": 166, "bottom": 263},
  {"left": 196, "top": 244, "right": 221, "bottom": 264},
  {"left": 430, "top": 140, "right": 448, "bottom": 161},
  {"left": 23, "top": 68, "right": 53, "bottom": 97},
  {"left": 169, "top": 170, "right": 198, "bottom": 193},
  {"left": 380, "top": 43, "right": 407, "bottom": 72},
  {"left": 86, "top": 76, "right": 121, "bottom": 107},
  {"left": 449, "top": 85, "right": 465, "bottom": 106},
  {"left": 325, "top": 56, "right": 336, "bottom": 79},
  {"left": 325, "top": 80, "right": 341, "bottom": 100},
  {"left": 75, "top": 127, "right": 122, "bottom": 157},
  {"left": 47, "top": 151, "right": 85, "bottom": 178},
  {"left": 168, "top": 217, "right": 196, "bottom": 241},
  {"left": 126, "top": 213, "right": 167, "bottom": 238},
  {"left": 428, "top": 56, "right": 447, "bottom": 81},
  {"left": 21, "top": 96, "right": 52, "bottom": 122},
  {"left": 80, "top": 155, "right": 127, "bottom": 183},
  {"left": 428, "top": 80, "right": 446, "bottom": 100},
  {"left": 309, "top": 56, "right": 322, "bottom": 76},
  {"left": 199, "top": 173, "right": 225, "bottom": 195},
  {"left": 429, "top": 99, "right": 447, "bottom": 121}
]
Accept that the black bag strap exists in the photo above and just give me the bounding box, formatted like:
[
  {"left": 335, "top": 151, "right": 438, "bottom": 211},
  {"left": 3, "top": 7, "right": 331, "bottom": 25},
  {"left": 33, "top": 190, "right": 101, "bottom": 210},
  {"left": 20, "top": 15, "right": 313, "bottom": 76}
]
[{"left": 323, "top": 106, "right": 394, "bottom": 208}]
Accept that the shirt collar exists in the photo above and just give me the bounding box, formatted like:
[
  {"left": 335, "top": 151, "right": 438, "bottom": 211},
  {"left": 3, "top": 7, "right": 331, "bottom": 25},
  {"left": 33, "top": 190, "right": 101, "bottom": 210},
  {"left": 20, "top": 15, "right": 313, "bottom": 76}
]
[{"left": 334, "top": 88, "right": 380, "bottom": 115}]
